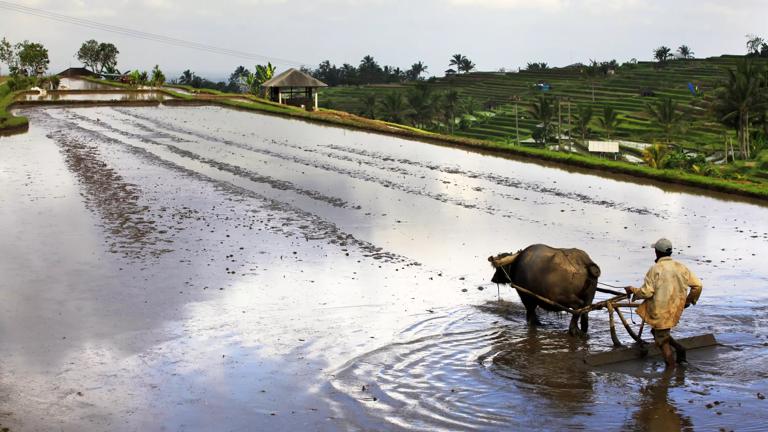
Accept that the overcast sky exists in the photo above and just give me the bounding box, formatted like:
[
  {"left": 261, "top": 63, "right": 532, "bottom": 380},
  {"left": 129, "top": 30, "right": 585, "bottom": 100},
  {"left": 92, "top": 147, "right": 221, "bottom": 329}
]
[{"left": 1, "top": 0, "right": 766, "bottom": 80}]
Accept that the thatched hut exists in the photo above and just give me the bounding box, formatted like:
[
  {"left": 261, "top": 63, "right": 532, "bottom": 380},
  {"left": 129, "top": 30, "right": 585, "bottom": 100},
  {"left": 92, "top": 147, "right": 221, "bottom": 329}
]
[{"left": 261, "top": 68, "right": 327, "bottom": 111}]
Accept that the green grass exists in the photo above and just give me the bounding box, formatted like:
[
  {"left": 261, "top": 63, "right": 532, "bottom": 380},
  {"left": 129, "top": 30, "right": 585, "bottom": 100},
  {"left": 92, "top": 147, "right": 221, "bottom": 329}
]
[{"left": 0, "top": 81, "right": 29, "bottom": 133}]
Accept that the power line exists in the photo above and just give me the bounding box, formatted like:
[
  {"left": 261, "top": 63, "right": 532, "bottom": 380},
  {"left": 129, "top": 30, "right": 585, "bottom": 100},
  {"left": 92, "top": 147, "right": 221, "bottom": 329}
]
[{"left": 0, "top": 1, "right": 310, "bottom": 66}]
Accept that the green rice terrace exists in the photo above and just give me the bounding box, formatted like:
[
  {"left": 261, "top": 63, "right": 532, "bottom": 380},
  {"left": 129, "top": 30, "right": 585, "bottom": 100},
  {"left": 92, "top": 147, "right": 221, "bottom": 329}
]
[{"left": 320, "top": 55, "right": 767, "bottom": 156}]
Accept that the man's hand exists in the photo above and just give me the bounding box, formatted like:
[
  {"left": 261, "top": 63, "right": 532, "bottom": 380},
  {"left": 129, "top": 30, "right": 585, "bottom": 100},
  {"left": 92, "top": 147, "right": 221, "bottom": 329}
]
[
  {"left": 624, "top": 286, "right": 634, "bottom": 297},
  {"left": 685, "top": 294, "right": 695, "bottom": 308}
]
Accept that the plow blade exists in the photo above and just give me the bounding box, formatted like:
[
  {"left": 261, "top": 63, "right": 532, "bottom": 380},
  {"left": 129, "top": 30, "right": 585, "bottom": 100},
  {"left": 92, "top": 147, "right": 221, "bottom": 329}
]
[{"left": 584, "top": 334, "right": 718, "bottom": 367}]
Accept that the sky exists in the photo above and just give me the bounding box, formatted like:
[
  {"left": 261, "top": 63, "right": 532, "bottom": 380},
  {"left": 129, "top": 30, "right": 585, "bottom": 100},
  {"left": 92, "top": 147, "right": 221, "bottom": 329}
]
[{"left": 1, "top": 0, "right": 766, "bottom": 81}]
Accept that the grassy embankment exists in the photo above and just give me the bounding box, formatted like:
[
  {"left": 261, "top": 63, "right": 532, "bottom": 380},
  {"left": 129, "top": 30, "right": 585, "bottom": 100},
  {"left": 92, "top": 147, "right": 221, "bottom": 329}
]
[
  {"left": 0, "top": 80, "right": 29, "bottom": 134},
  {"left": 4, "top": 74, "right": 766, "bottom": 199}
]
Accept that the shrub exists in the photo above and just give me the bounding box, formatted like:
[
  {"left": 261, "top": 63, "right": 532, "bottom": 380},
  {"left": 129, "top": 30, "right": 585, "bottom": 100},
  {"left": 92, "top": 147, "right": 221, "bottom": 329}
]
[
  {"left": 757, "top": 150, "right": 768, "bottom": 170},
  {"left": 665, "top": 149, "right": 706, "bottom": 170},
  {"left": 6, "top": 76, "right": 33, "bottom": 91}
]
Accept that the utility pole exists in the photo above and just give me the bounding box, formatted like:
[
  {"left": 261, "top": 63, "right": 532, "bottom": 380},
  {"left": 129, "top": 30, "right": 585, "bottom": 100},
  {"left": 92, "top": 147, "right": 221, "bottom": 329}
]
[
  {"left": 557, "top": 97, "right": 562, "bottom": 151},
  {"left": 512, "top": 95, "right": 520, "bottom": 145},
  {"left": 566, "top": 98, "right": 573, "bottom": 152}
]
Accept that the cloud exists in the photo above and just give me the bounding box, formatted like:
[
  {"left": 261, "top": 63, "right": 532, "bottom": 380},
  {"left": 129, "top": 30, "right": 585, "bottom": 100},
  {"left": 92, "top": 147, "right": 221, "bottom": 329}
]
[{"left": 447, "top": 0, "right": 566, "bottom": 11}]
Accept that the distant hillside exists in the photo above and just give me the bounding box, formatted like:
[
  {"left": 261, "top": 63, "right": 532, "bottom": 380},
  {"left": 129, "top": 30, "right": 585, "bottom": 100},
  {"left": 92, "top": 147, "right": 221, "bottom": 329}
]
[{"left": 319, "top": 55, "right": 768, "bottom": 152}]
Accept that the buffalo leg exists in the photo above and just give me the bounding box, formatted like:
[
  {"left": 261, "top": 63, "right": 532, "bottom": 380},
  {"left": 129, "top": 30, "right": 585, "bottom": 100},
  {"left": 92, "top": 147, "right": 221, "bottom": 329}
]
[
  {"left": 580, "top": 312, "right": 589, "bottom": 333},
  {"left": 568, "top": 313, "right": 583, "bottom": 336},
  {"left": 520, "top": 294, "right": 541, "bottom": 325}
]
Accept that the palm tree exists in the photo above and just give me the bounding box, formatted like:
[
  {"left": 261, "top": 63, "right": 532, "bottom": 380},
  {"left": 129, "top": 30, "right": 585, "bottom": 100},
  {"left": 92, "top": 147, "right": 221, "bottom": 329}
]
[
  {"left": 449, "top": 54, "right": 466, "bottom": 72},
  {"left": 443, "top": 89, "right": 460, "bottom": 132},
  {"left": 653, "top": 46, "right": 672, "bottom": 65},
  {"left": 642, "top": 143, "right": 670, "bottom": 168},
  {"left": 598, "top": 105, "right": 622, "bottom": 139},
  {"left": 459, "top": 58, "right": 476, "bottom": 74},
  {"left": 713, "top": 59, "right": 767, "bottom": 159},
  {"left": 179, "top": 69, "right": 195, "bottom": 85},
  {"left": 573, "top": 104, "right": 593, "bottom": 144},
  {"left": 406, "top": 82, "right": 435, "bottom": 128},
  {"left": 529, "top": 96, "right": 555, "bottom": 143},
  {"left": 379, "top": 90, "right": 406, "bottom": 123},
  {"left": 408, "top": 61, "right": 428, "bottom": 81},
  {"left": 647, "top": 97, "right": 684, "bottom": 143},
  {"left": 360, "top": 93, "right": 377, "bottom": 119},
  {"left": 677, "top": 45, "right": 694, "bottom": 59}
]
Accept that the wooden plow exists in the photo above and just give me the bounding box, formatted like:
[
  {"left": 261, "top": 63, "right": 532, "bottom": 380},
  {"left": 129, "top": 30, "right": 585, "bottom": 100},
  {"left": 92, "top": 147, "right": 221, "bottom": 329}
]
[{"left": 504, "top": 281, "right": 718, "bottom": 366}]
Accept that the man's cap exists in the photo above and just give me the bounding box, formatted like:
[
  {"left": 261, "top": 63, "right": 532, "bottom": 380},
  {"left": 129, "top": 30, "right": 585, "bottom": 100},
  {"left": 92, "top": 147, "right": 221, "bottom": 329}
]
[{"left": 652, "top": 238, "right": 673, "bottom": 253}]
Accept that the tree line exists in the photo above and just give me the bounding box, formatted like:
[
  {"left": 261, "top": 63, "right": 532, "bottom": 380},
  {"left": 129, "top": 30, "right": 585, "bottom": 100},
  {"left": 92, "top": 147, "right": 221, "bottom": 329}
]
[
  {"left": 302, "top": 53, "right": 476, "bottom": 86},
  {"left": 354, "top": 82, "right": 487, "bottom": 133}
]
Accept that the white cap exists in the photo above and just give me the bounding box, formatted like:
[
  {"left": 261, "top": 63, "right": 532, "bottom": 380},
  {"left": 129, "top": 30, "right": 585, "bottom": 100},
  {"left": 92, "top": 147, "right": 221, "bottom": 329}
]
[{"left": 652, "top": 238, "right": 673, "bottom": 253}]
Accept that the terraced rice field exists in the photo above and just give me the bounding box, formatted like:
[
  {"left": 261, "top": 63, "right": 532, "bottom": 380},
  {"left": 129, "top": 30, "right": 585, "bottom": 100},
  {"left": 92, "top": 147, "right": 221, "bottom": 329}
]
[{"left": 320, "top": 55, "right": 767, "bottom": 151}]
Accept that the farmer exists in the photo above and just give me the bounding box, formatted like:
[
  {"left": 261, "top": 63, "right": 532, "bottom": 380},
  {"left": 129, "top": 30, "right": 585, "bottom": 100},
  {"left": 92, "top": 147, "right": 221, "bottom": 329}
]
[{"left": 625, "top": 238, "right": 703, "bottom": 369}]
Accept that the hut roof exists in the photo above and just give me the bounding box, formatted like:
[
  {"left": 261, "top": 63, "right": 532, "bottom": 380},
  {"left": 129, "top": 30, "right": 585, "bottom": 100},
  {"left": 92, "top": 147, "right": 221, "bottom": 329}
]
[
  {"left": 261, "top": 68, "right": 327, "bottom": 88},
  {"left": 57, "top": 67, "right": 98, "bottom": 77}
]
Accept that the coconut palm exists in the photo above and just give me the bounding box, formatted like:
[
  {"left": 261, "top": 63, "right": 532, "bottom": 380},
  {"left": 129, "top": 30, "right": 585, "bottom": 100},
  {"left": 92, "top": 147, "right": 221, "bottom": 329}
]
[
  {"left": 459, "top": 58, "right": 476, "bottom": 74},
  {"left": 359, "top": 93, "right": 377, "bottom": 119},
  {"left": 178, "top": 69, "right": 195, "bottom": 85},
  {"left": 653, "top": 46, "right": 672, "bottom": 64},
  {"left": 406, "top": 82, "right": 435, "bottom": 128},
  {"left": 443, "top": 89, "right": 460, "bottom": 132},
  {"left": 677, "top": 45, "right": 694, "bottom": 59},
  {"left": 647, "top": 97, "right": 685, "bottom": 143},
  {"left": 713, "top": 59, "right": 767, "bottom": 159},
  {"left": 642, "top": 143, "right": 671, "bottom": 168},
  {"left": 529, "top": 96, "right": 555, "bottom": 143},
  {"left": 573, "top": 104, "right": 593, "bottom": 144},
  {"left": 408, "top": 61, "right": 428, "bottom": 81},
  {"left": 449, "top": 54, "right": 467, "bottom": 72},
  {"left": 598, "top": 105, "right": 622, "bottom": 139},
  {"left": 379, "top": 90, "right": 406, "bottom": 123}
]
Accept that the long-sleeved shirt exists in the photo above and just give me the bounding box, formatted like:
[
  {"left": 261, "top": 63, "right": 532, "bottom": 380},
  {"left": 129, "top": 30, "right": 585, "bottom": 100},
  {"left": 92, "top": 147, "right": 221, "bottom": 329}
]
[{"left": 631, "top": 256, "right": 703, "bottom": 330}]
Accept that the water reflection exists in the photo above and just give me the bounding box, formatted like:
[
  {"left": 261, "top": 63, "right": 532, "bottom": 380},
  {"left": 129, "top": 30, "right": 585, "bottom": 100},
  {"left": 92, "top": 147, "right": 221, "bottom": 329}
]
[
  {"left": 490, "top": 325, "right": 595, "bottom": 411},
  {"left": 626, "top": 370, "right": 694, "bottom": 432},
  {"left": 19, "top": 91, "right": 174, "bottom": 102}
]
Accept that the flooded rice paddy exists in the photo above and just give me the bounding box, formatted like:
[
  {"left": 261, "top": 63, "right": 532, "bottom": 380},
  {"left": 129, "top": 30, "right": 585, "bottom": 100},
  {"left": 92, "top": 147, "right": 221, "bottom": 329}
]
[
  {"left": 17, "top": 90, "right": 174, "bottom": 102},
  {"left": 1, "top": 105, "right": 767, "bottom": 431}
]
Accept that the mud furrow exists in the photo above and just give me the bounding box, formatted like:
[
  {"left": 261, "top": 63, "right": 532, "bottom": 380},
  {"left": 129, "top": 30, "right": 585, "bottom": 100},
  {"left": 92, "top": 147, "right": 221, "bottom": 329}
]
[
  {"left": 323, "top": 144, "right": 666, "bottom": 219},
  {"left": 111, "top": 108, "right": 537, "bottom": 223},
  {"left": 43, "top": 109, "right": 415, "bottom": 265},
  {"left": 65, "top": 110, "right": 350, "bottom": 209}
]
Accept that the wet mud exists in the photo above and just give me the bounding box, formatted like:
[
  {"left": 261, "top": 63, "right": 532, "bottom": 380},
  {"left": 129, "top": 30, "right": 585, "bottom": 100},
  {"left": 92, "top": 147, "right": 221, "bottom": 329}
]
[{"left": 0, "top": 105, "right": 766, "bottom": 431}]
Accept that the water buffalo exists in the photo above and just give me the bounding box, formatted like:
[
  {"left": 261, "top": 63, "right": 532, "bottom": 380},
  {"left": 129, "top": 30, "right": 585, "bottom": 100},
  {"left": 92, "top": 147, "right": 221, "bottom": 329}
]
[{"left": 488, "top": 244, "right": 601, "bottom": 336}]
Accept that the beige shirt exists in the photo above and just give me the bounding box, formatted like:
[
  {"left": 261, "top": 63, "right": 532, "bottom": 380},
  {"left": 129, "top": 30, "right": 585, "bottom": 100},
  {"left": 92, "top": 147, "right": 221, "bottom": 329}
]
[{"left": 632, "top": 257, "right": 703, "bottom": 330}]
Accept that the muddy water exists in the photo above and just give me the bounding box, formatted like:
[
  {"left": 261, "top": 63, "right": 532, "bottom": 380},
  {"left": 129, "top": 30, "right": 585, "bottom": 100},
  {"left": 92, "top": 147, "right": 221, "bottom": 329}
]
[{"left": 0, "top": 105, "right": 766, "bottom": 431}]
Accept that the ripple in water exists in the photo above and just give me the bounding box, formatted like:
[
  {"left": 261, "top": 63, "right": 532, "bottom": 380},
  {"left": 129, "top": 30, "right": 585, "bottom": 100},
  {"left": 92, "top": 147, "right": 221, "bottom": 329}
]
[{"left": 326, "top": 301, "right": 768, "bottom": 431}]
